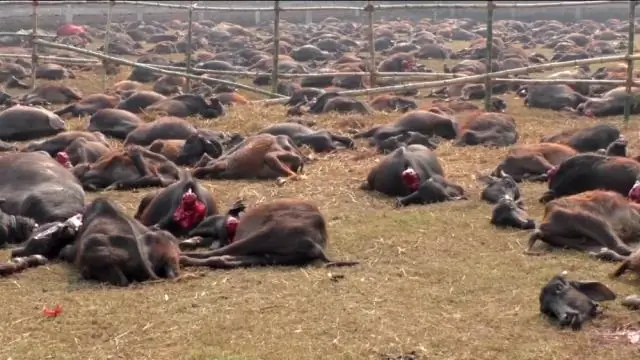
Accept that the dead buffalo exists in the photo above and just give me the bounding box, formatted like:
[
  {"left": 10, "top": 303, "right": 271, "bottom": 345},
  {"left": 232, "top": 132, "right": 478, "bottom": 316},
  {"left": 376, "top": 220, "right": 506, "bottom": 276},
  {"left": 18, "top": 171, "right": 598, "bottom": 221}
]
[
  {"left": 24, "top": 131, "right": 107, "bottom": 156},
  {"left": 10, "top": 214, "right": 82, "bottom": 260},
  {"left": 478, "top": 171, "right": 521, "bottom": 204},
  {"left": 178, "top": 200, "right": 246, "bottom": 250},
  {"left": 60, "top": 197, "right": 181, "bottom": 287},
  {"left": 490, "top": 194, "right": 534, "bottom": 230},
  {"left": 529, "top": 190, "right": 640, "bottom": 257},
  {"left": 456, "top": 111, "right": 518, "bottom": 147},
  {"left": 87, "top": 108, "right": 145, "bottom": 140},
  {"left": 578, "top": 87, "right": 640, "bottom": 117},
  {"left": 369, "top": 95, "right": 418, "bottom": 113},
  {"left": 145, "top": 94, "right": 225, "bottom": 119},
  {"left": 124, "top": 116, "right": 197, "bottom": 146},
  {"left": 394, "top": 172, "right": 466, "bottom": 207},
  {"left": 539, "top": 271, "right": 615, "bottom": 330},
  {"left": 192, "top": 134, "right": 306, "bottom": 185},
  {"left": 134, "top": 171, "right": 218, "bottom": 237},
  {"left": 524, "top": 84, "right": 588, "bottom": 110},
  {"left": 541, "top": 124, "right": 620, "bottom": 153},
  {"left": 22, "top": 84, "right": 82, "bottom": 105},
  {"left": 258, "top": 122, "right": 354, "bottom": 152},
  {"left": 35, "top": 64, "right": 74, "bottom": 80},
  {"left": 0, "top": 106, "right": 65, "bottom": 141},
  {"left": 493, "top": 143, "right": 577, "bottom": 182},
  {"left": 361, "top": 144, "right": 445, "bottom": 197},
  {"left": 56, "top": 137, "right": 111, "bottom": 167},
  {"left": 179, "top": 198, "right": 358, "bottom": 268},
  {"left": 72, "top": 146, "right": 180, "bottom": 191},
  {"left": 174, "top": 133, "right": 224, "bottom": 166},
  {"left": 354, "top": 110, "right": 458, "bottom": 145},
  {"left": 376, "top": 131, "right": 438, "bottom": 154},
  {"left": 540, "top": 153, "right": 640, "bottom": 203},
  {"left": 115, "top": 90, "right": 167, "bottom": 113},
  {"left": 147, "top": 139, "right": 186, "bottom": 163},
  {"left": 0, "top": 151, "right": 85, "bottom": 223},
  {"left": 305, "top": 92, "right": 373, "bottom": 115},
  {"left": 54, "top": 93, "right": 121, "bottom": 117}
]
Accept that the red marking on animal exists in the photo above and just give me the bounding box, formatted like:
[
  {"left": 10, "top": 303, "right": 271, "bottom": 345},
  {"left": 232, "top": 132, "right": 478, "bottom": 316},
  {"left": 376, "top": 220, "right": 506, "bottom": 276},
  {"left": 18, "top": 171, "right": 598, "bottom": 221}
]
[
  {"left": 172, "top": 189, "right": 207, "bottom": 230},
  {"left": 55, "top": 151, "right": 72, "bottom": 169},
  {"left": 226, "top": 216, "right": 239, "bottom": 242},
  {"left": 402, "top": 167, "right": 421, "bottom": 191},
  {"left": 628, "top": 181, "right": 640, "bottom": 203},
  {"left": 56, "top": 24, "right": 87, "bottom": 37}
]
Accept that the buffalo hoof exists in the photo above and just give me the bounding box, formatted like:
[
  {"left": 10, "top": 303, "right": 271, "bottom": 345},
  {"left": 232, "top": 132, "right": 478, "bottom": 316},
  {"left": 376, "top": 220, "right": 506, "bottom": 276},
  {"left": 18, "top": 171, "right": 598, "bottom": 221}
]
[
  {"left": 394, "top": 198, "right": 405, "bottom": 208},
  {"left": 589, "top": 248, "right": 626, "bottom": 262},
  {"left": 179, "top": 236, "right": 202, "bottom": 250},
  {"left": 622, "top": 295, "right": 640, "bottom": 310},
  {"left": 104, "top": 182, "right": 122, "bottom": 191}
]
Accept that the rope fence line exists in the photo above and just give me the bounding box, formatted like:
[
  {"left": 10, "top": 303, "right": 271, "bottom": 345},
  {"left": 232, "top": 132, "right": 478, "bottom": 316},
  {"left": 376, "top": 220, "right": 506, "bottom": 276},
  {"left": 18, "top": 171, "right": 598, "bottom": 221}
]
[{"left": 1, "top": 0, "right": 637, "bottom": 120}]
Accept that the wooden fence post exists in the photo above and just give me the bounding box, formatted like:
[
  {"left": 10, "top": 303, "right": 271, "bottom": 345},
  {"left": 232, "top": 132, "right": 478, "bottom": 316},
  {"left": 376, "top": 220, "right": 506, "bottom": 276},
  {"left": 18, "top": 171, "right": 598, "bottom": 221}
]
[
  {"left": 102, "top": 0, "right": 115, "bottom": 91},
  {"left": 366, "top": 0, "right": 376, "bottom": 94},
  {"left": 31, "top": 0, "right": 39, "bottom": 90},
  {"left": 625, "top": 0, "right": 637, "bottom": 123},
  {"left": 484, "top": 0, "right": 495, "bottom": 112},
  {"left": 185, "top": 1, "right": 195, "bottom": 92},
  {"left": 270, "top": 0, "right": 281, "bottom": 94}
]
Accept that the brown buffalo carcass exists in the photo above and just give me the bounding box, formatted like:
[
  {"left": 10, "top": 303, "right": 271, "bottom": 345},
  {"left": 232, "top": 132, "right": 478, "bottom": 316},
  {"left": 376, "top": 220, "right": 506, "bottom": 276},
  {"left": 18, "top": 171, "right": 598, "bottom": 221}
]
[
  {"left": 71, "top": 146, "right": 180, "bottom": 191},
  {"left": 540, "top": 153, "right": 640, "bottom": 203},
  {"left": 541, "top": 124, "right": 620, "bottom": 153},
  {"left": 361, "top": 144, "right": 465, "bottom": 206},
  {"left": 59, "top": 197, "right": 182, "bottom": 287},
  {"left": 578, "top": 87, "right": 640, "bottom": 117},
  {"left": 528, "top": 190, "right": 640, "bottom": 258},
  {"left": 456, "top": 103, "right": 518, "bottom": 147},
  {"left": 354, "top": 110, "right": 458, "bottom": 147},
  {"left": 191, "top": 134, "right": 306, "bottom": 185},
  {"left": 179, "top": 198, "right": 358, "bottom": 268},
  {"left": 493, "top": 143, "right": 577, "bottom": 182},
  {"left": 524, "top": 84, "right": 588, "bottom": 111}
]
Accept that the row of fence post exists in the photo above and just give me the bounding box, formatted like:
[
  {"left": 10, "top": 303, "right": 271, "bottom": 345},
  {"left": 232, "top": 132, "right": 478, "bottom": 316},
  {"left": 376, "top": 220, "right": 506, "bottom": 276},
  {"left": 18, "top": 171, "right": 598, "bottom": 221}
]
[{"left": 24, "top": 0, "right": 639, "bottom": 122}]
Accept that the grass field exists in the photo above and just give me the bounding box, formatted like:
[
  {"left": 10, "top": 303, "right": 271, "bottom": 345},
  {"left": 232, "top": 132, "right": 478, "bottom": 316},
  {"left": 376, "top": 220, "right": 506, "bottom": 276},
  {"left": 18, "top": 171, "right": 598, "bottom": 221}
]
[{"left": 1, "top": 41, "right": 640, "bottom": 360}]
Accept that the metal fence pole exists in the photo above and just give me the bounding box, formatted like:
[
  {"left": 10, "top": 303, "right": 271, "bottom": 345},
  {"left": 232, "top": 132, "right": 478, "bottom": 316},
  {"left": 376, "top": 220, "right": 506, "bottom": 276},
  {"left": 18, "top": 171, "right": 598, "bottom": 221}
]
[
  {"left": 624, "top": 0, "right": 637, "bottom": 123},
  {"left": 31, "top": 0, "right": 39, "bottom": 89},
  {"left": 484, "top": 1, "right": 495, "bottom": 111},
  {"left": 366, "top": 1, "right": 376, "bottom": 94},
  {"left": 185, "top": 1, "right": 195, "bottom": 92},
  {"left": 270, "top": 0, "right": 281, "bottom": 94},
  {"left": 102, "top": 0, "right": 115, "bottom": 91}
]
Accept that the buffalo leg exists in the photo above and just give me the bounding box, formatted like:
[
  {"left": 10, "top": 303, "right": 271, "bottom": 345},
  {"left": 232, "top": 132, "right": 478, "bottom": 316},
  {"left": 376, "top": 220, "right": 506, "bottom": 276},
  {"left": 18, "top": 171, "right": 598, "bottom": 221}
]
[
  {"left": 105, "top": 176, "right": 165, "bottom": 191},
  {"left": 192, "top": 161, "right": 227, "bottom": 179},
  {"left": 266, "top": 152, "right": 304, "bottom": 184},
  {"left": 180, "top": 254, "right": 271, "bottom": 269},
  {"left": 134, "top": 191, "right": 159, "bottom": 220},
  {"left": 396, "top": 191, "right": 423, "bottom": 207},
  {"left": 82, "top": 265, "right": 129, "bottom": 287},
  {"left": 294, "top": 133, "right": 336, "bottom": 153},
  {"left": 328, "top": 132, "right": 355, "bottom": 149},
  {"left": 128, "top": 148, "right": 153, "bottom": 177}
]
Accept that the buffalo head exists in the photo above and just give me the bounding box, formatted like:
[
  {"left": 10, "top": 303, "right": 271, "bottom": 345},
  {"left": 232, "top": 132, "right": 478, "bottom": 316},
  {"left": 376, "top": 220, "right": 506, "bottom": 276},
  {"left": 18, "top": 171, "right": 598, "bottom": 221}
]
[
  {"left": 490, "top": 194, "right": 534, "bottom": 230},
  {"left": 539, "top": 271, "right": 615, "bottom": 330}
]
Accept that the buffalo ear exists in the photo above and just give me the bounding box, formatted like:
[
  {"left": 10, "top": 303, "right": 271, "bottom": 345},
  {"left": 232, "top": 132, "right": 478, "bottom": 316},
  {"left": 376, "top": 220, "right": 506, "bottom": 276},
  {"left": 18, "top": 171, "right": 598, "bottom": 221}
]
[{"left": 569, "top": 281, "right": 616, "bottom": 302}]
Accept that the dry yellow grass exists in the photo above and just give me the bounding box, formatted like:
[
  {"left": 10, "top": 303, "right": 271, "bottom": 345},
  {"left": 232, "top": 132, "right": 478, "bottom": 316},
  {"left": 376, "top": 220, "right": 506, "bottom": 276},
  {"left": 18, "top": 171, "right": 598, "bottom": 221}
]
[{"left": 2, "top": 47, "right": 640, "bottom": 360}]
